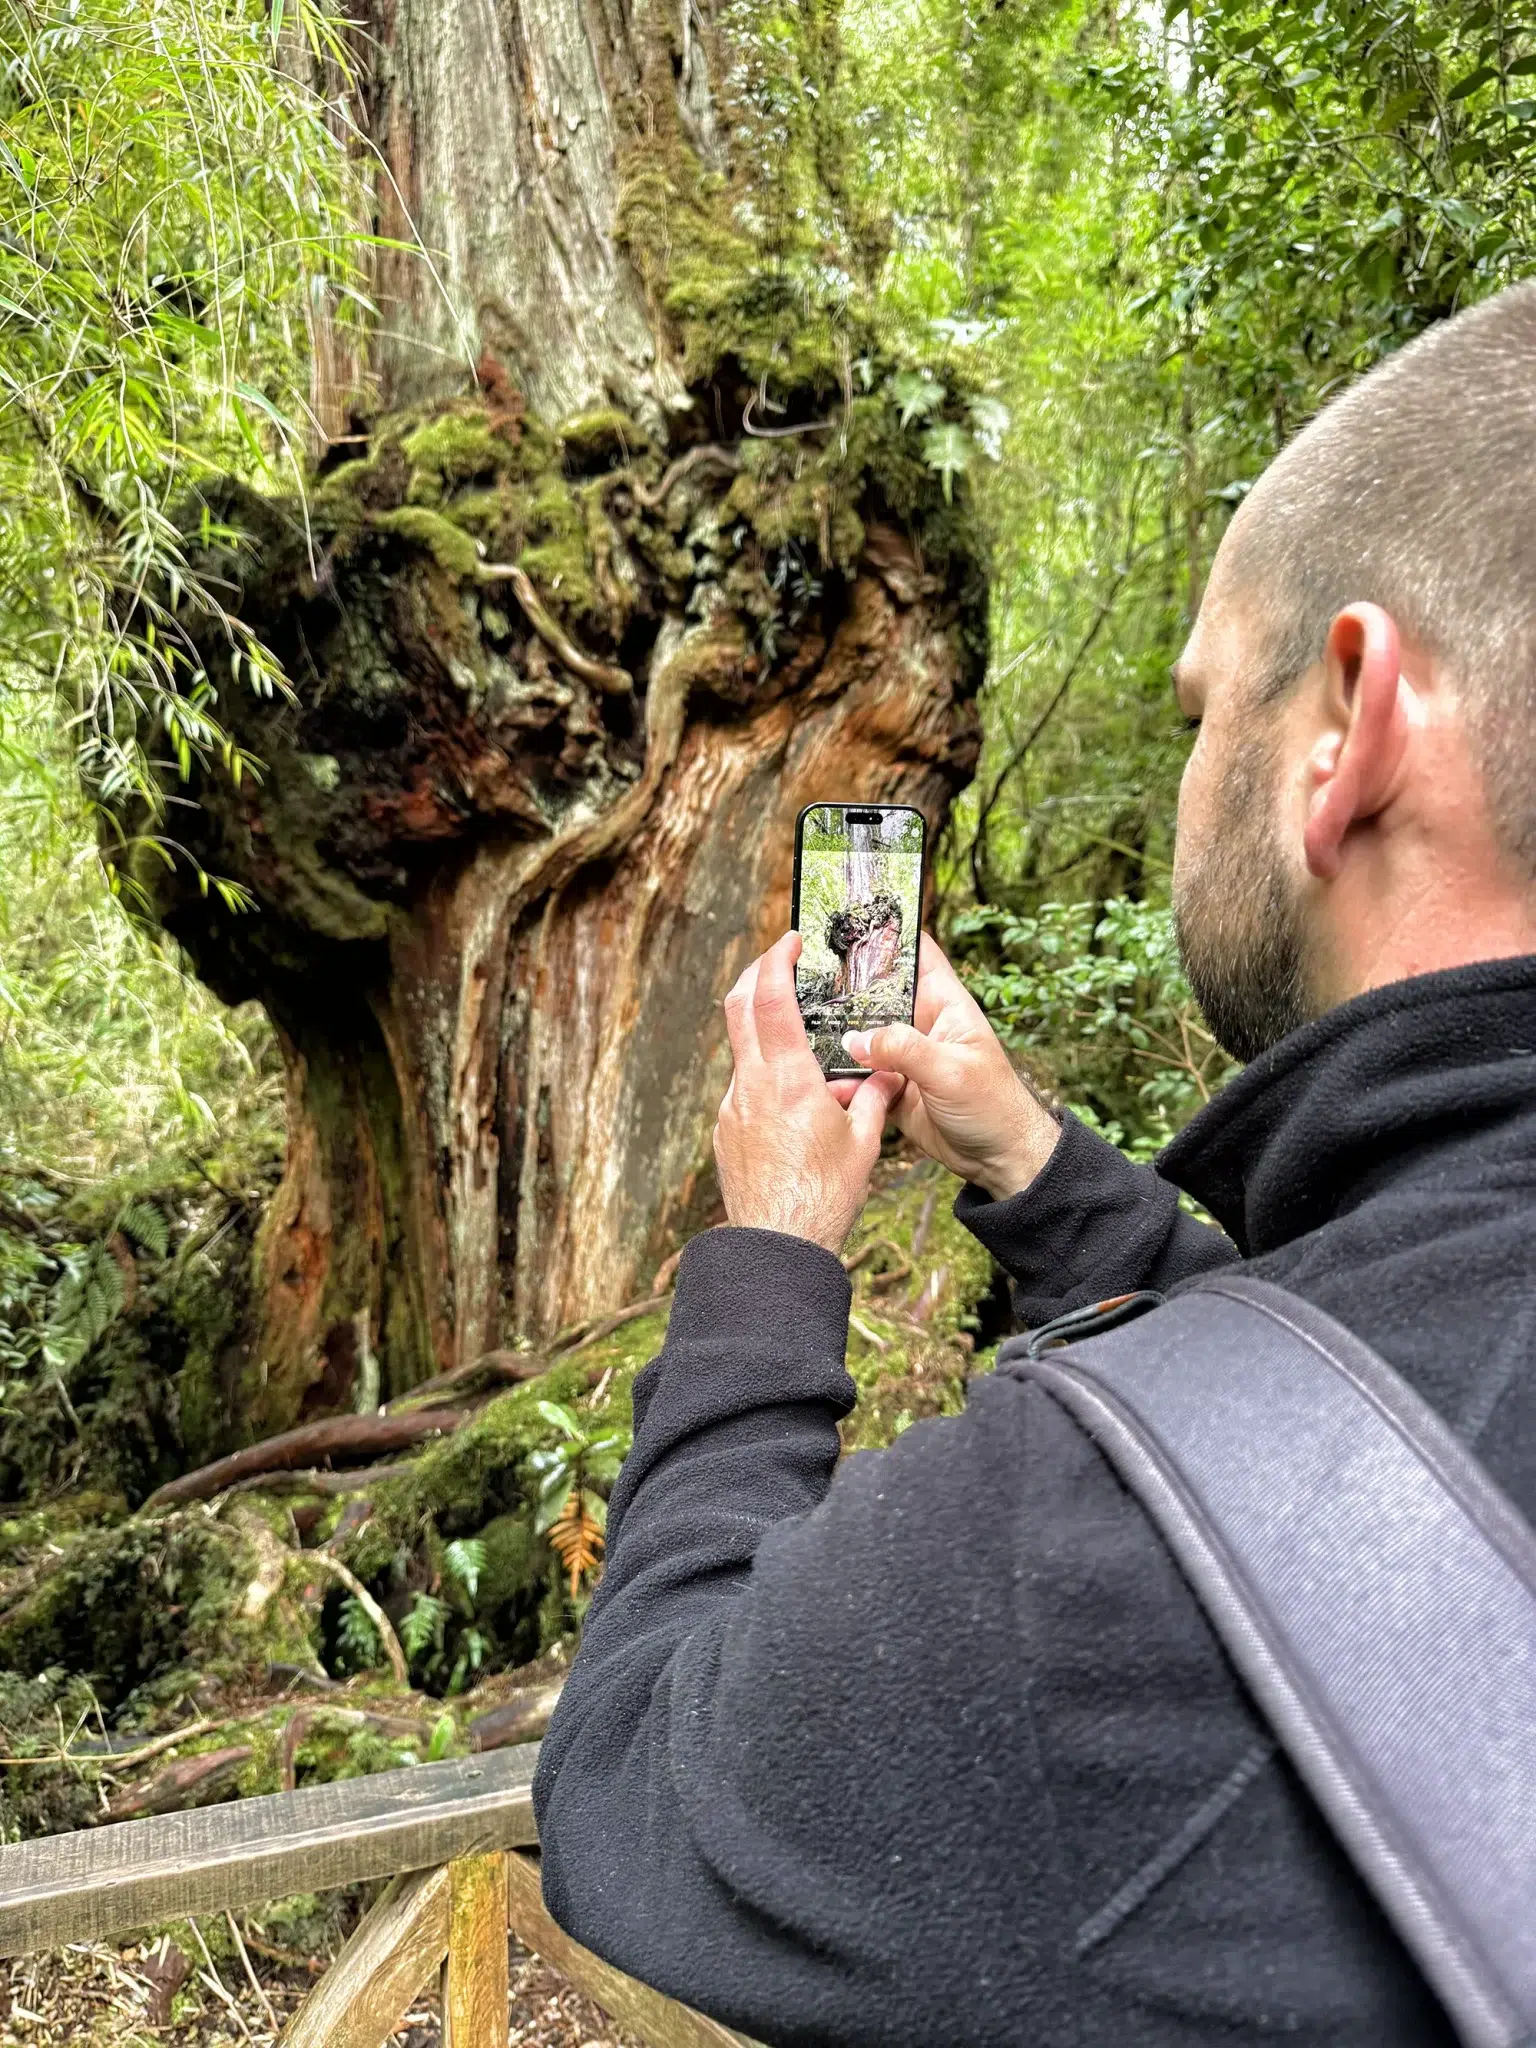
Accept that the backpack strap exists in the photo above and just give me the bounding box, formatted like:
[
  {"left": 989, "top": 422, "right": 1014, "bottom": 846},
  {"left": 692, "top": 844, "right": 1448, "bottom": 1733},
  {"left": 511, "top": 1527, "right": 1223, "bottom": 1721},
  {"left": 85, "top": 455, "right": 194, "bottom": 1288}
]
[{"left": 998, "top": 1272, "right": 1536, "bottom": 2048}]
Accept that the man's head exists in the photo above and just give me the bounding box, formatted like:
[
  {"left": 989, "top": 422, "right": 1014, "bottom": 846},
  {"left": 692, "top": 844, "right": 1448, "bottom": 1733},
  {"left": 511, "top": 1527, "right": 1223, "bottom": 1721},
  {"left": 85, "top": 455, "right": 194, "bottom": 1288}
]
[{"left": 1172, "top": 283, "right": 1536, "bottom": 1062}]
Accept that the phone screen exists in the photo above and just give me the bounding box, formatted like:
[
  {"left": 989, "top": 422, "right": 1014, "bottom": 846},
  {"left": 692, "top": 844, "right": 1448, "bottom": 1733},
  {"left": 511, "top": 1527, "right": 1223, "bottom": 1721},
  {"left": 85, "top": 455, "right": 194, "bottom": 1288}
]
[{"left": 793, "top": 804, "right": 925, "bottom": 1075}]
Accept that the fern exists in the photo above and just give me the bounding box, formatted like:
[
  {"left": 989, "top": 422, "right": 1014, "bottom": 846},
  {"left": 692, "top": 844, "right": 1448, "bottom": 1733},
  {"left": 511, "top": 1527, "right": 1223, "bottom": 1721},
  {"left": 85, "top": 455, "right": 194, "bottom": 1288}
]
[
  {"left": 548, "top": 1489, "right": 606, "bottom": 1601},
  {"left": 337, "top": 1595, "right": 382, "bottom": 1670},
  {"left": 400, "top": 1591, "right": 449, "bottom": 1668},
  {"left": 117, "top": 1200, "right": 169, "bottom": 1260},
  {"left": 443, "top": 1537, "right": 486, "bottom": 1604},
  {"left": 44, "top": 1240, "right": 125, "bottom": 1368}
]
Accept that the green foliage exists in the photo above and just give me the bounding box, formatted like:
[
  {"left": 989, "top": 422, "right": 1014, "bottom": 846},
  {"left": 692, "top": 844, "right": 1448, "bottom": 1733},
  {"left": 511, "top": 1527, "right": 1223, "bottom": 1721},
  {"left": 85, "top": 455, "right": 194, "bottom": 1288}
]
[
  {"left": 336, "top": 1595, "right": 382, "bottom": 1672},
  {"left": 526, "top": 1401, "right": 626, "bottom": 1538},
  {"left": 0, "top": 692, "right": 282, "bottom": 1182},
  {"left": 954, "top": 898, "right": 1234, "bottom": 1156},
  {"left": 0, "top": 0, "right": 360, "bottom": 861}
]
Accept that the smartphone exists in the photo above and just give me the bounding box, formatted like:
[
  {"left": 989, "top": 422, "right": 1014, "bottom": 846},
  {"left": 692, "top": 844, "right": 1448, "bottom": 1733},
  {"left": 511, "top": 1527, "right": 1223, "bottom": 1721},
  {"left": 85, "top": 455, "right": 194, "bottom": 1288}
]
[{"left": 791, "top": 802, "right": 926, "bottom": 1077}]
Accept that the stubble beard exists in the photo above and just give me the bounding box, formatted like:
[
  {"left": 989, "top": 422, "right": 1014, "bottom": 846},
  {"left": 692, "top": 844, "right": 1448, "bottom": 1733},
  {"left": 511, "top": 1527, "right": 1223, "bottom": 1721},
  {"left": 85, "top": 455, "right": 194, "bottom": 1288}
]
[{"left": 1173, "top": 735, "right": 1312, "bottom": 1067}]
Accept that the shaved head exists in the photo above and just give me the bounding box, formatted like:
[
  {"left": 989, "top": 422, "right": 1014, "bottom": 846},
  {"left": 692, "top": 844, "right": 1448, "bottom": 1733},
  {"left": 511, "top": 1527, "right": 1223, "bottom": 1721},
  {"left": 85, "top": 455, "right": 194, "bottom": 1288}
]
[{"left": 1222, "top": 282, "right": 1536, "bottom": 876}]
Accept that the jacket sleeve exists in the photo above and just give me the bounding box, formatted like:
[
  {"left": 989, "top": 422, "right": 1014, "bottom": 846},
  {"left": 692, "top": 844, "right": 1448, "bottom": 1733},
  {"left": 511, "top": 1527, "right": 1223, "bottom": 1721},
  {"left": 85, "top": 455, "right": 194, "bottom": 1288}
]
[
  {"left": 953, "top": 1111, "right": 1238, "bottom": 1328},
  {"left": 531, "top": 1224, "right": 1091, "bottom": 2045}
]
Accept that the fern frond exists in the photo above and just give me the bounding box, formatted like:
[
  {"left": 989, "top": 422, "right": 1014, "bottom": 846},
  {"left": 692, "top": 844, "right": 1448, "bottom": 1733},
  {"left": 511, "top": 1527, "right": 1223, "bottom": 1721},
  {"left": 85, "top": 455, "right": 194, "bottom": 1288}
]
[
  {"left": 117, "top": 1200, "right": 169, "bottom": 1259},
  {"left": 548, "top": 1490, "right": 605, "bottom": 1600}
]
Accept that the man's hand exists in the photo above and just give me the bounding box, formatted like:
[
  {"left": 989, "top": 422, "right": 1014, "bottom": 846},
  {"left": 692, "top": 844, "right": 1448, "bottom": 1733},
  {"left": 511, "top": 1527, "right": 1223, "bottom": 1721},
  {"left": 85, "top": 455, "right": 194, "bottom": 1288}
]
[
  {"left": 836, "top": 933, "right": 1059, "bottom": 1201},
  {"left": 714, "top": 932, "right": 904, "bottom": 1253}
]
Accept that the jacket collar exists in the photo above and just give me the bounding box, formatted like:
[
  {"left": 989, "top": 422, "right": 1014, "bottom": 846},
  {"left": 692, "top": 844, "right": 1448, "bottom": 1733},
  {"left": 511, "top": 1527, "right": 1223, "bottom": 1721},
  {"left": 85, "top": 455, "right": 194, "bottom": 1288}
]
[{"left": 1158, "top": 955, "right": 1536, "bottom": 1257}]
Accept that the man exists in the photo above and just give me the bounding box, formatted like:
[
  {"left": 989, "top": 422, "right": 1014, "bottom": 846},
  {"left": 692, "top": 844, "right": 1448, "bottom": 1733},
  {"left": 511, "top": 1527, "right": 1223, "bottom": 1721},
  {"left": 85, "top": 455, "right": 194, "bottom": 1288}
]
[{"left": 532, "top": 287, "right": 1536, "bottom": 2042}]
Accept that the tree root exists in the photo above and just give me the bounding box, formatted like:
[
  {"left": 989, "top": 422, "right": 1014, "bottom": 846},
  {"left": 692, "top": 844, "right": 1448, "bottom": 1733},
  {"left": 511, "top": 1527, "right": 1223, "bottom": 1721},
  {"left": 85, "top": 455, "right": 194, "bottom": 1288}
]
[
  {"left": 629, "top": 442, "right": 740, "bottom": 509},
  {"left": 140, "top": 1411, "right": 472, "bottom": 1512},
  {"left": 384, "top": 1348, "right": 551, "bottom": 1415},
  {"left": 298, "top": 1553, "right": 409, "bottom": 1687},
  {"left": 550, "top": 1292, "right": 673, "bottom": 1362},
  {"left": 476, "top": 561, "right": 632, "bottom": 695}
]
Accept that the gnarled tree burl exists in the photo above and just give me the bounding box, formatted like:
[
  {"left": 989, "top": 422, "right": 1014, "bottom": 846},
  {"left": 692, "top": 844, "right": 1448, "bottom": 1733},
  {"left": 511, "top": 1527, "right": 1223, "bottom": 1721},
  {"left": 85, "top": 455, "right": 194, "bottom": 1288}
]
[{"left": 116, "top": 0, "right": 985, "bottom": 1435}]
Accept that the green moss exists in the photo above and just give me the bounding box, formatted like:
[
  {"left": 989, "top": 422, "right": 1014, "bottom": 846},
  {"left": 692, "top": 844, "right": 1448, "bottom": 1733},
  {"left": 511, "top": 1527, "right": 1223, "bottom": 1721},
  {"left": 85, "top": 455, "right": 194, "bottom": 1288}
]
[
  {"left": 518, "top": 478, "right": 596, "bottom": 612},
  {"left": 0, "top": 1509, "right": 306, "bottom": 1710},
  {"left": 370, "top": 506, "right": 481, "bottom": 578},
  {"left": 558, "top": 408, "right": 648, "bottom": 466},
  {"left": 401, "top": 413, "right": 514, "bottom": 497},
  {"left": 836, "top": 1160, "right": 999, "bottom": 1452}
]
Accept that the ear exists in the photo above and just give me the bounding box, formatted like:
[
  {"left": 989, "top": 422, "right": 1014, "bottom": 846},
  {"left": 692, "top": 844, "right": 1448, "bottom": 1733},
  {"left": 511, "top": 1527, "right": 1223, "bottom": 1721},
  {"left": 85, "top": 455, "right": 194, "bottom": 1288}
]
[{"left": 1303, "top": 603, "right": 1408, "bottom": 882}]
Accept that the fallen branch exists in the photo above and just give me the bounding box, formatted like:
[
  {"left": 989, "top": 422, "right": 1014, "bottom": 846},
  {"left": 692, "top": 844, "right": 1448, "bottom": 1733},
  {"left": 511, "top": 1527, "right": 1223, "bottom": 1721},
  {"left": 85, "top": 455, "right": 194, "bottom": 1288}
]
[
  {"left": 553, "top": 1292, "right": 673, "bottom": 1362},
  {"left": 225, "top": 1462, "right": 415, "bottom": 1500},
  {"left": 385, "top": 1348, "right": 551, "bottom": 1414},
  {"left": 476, "top": 561, "right": 632, "bottom": 695},
  {"left": 140, "top": 1410, "right": 471, "bottom": 1512},
  {"left": 99, "top": 1744, "right": 252, "bottom": 1823},
  {"left": 468, "top": 1679, "right": 564, "bottom": 1753},
  {"left": 299, "top": 1553, "right": 410, "bottom": 1688}
]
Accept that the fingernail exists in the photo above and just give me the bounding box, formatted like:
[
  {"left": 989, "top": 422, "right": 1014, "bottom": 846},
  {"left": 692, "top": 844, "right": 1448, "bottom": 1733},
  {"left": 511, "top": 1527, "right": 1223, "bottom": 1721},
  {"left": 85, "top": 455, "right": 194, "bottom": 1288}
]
[{"left": 841, "top": 1032, "right": 871, "bottom": 1063}]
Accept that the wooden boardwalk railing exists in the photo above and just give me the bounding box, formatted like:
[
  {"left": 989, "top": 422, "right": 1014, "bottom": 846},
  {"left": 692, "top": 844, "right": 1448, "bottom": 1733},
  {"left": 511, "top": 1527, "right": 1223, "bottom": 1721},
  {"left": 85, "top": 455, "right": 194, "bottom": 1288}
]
[{"left": 0, "top": 1740, "right": 747, "bottom": 2048}]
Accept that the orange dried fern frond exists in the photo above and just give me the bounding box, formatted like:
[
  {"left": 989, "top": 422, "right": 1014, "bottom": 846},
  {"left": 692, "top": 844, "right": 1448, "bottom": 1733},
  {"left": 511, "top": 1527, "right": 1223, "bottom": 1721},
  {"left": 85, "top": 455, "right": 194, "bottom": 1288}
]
[{"left": 548, "top": 1489, "right": 605, "bottom": 1599}]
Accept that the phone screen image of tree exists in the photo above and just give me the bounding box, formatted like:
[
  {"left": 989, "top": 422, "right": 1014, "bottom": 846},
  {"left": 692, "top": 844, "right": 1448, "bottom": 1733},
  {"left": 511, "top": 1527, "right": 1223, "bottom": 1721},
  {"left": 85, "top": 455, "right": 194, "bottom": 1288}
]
[{"left": 796, "top": 808, "right": 923, "bottom": 1070}]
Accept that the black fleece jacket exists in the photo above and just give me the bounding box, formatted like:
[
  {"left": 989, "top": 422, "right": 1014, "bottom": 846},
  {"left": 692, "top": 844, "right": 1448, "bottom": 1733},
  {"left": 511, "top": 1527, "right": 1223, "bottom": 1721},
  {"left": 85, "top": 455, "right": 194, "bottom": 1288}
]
[{"left": 532, "top": 957, "right": 1536, "bottom": 2047}]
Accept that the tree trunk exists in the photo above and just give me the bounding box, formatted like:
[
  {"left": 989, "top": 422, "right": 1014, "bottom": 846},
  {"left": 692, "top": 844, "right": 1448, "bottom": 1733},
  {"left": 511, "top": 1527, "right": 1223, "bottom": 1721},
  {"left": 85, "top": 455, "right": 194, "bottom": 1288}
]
[{"left": 117, "top": 0, "right": 985, "bottom": 1436}]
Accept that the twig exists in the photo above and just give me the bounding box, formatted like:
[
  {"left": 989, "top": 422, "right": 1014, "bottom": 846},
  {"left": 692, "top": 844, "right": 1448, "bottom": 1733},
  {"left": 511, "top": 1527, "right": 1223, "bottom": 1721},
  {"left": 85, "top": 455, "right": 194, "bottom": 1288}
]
[
  {"left": 742, "top": 393, "right": 836, "bottom": 438},
  {"left": 910, "top": 1186, "right": 940, "bottom": 1261},
  {"left": 236, "top": 1927, "right": 325, "bottom": 1977},
  {"left": 849, "top": 1313, "right": 889, "bottom": 1352},
  {"left": 554, "top": 1292, "right": 673, "bottom": 1359},
  {"left": 476, "top": 562, "right": 631, "bottom": 695},
  {"left": 189, "top": 1919, "right": 254, "bottom": 2043},
  {"left": 300, "top": 1553, "right": 409, "bottom": 1687},
  {"left": 226, "top": 1911, "right": 281, "bottom": 2035}
]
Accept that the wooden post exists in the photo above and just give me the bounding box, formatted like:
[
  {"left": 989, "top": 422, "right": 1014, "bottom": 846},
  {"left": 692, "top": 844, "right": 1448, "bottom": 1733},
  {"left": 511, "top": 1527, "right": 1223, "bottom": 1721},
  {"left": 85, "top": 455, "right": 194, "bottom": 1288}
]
[
  {"left": 504, "top": 1851, "right": 752, "bottom": 2048},
  {"left": 444, "top": 1851, "right": 509, "bottom": 2047},
  {"left": 280, "top": 1864, "right": 450, "bottom": 2048}
]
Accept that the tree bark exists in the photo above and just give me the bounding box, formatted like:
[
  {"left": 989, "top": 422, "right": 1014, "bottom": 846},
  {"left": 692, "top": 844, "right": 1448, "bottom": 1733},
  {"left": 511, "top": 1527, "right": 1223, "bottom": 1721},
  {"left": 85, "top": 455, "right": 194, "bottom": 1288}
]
[{"left": 117, "top": 0, "right": 985, "bottom": 1434}]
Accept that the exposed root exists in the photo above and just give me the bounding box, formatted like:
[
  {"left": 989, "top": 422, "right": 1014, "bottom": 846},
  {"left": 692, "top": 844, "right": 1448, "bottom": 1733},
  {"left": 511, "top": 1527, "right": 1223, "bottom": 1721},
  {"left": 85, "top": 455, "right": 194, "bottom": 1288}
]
[
  {"left": 141, "top": 1410, "right": 473, "bottom": 1512},
  {"left": 476, "top": 561, "right": 632, "bottom": 694},
  {"left": 298, "top": 1553, "right": 409, "bottom": 1687}
]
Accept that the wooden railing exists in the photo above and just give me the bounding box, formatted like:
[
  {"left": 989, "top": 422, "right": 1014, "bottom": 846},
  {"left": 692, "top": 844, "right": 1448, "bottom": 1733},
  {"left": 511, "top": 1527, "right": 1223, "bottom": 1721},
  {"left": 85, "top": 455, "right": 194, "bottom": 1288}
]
[{"left": 0, "top": 1741, "right": 746, "bottom": 2048}]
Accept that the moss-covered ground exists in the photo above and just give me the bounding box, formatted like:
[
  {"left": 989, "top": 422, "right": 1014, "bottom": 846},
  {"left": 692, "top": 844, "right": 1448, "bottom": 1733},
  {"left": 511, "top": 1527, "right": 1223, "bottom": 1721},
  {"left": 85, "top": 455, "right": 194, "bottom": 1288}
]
[{"left": 0, "top": 1148, "right": 1001, "bottom": 1837}]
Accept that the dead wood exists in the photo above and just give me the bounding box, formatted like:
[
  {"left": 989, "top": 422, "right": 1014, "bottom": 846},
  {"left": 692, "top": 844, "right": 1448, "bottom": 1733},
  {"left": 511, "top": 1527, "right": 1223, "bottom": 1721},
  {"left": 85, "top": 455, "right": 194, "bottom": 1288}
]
[
  {"left": 99, "top": 1744, "right": 252, "bottom": 1823},
  {"left": 140, "top": 1411, "right": 471, "bottom": 1512},
  {"left": 298, "top": 1553, "right": 410, "bottom": 1686},
  {"left": 138, "top": 1938, "right": 190, "bottom": 2024},
  {"left": 226, "top": 1463, "right": 415, "bottom": 1500},
  {"left": 554, "top": 1293, "right": 673, "bottom": 1362},
  {"left": 385, "top": 1348, "right": 551, "bottom": 1414},
  {"left": 468, "top": 1679, "right": 565, "bottom": 1753}
]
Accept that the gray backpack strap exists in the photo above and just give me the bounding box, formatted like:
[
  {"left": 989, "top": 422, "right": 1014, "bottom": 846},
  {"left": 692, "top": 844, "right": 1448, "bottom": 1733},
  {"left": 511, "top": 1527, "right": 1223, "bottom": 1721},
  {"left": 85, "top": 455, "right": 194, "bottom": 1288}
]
[{"left": 1000, "top": 1272, "right": 1536, "bottom": 2048}]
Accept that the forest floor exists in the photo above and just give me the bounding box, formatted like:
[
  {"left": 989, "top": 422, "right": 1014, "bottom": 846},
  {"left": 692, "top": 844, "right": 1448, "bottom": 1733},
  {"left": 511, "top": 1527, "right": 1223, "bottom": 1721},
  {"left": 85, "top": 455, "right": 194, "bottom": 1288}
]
[{"left": 0, "top": 1925, "right": 643, "bottom": 2046}]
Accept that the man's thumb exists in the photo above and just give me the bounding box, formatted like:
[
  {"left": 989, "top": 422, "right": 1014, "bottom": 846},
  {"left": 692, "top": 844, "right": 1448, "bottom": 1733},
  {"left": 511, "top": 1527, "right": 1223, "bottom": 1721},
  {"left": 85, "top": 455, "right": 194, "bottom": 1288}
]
[
  {"left": 846, "top": 1068, "right": 904, "bottom": 1148},
  {"left": 844, "top": 1022, "right": 945, "bottom": 1090}
]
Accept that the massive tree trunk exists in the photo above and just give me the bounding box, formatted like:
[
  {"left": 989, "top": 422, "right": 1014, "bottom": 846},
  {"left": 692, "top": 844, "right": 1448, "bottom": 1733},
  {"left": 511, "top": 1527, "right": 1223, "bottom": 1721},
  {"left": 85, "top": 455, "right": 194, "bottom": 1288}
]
[{"left": 118, "top": 0, "right": 985, "bottom": 1438}]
